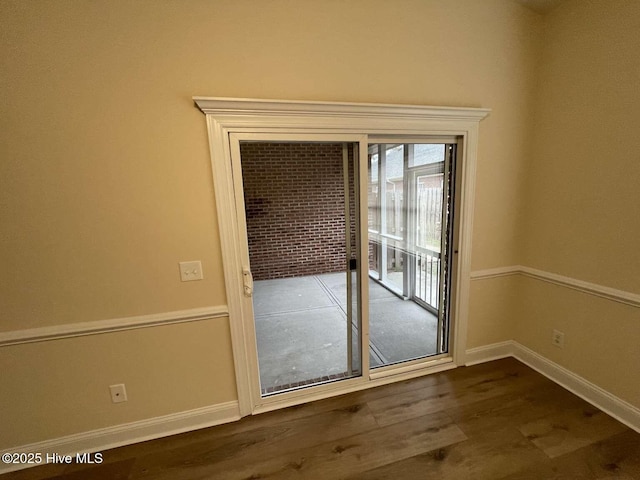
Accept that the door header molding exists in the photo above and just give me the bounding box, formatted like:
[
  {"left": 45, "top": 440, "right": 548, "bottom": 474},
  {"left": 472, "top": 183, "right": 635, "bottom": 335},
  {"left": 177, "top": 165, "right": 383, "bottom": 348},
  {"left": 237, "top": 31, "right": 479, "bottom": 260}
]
[{"left": 194, "top": 96, "right": 490, "bottom": 122}]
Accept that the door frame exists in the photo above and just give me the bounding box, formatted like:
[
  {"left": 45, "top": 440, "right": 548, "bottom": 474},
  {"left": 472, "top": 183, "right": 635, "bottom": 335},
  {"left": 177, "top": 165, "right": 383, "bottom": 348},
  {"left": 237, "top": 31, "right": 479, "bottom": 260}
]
[{"left": 194, "top": 97, "right": 490, "bottom": 416}]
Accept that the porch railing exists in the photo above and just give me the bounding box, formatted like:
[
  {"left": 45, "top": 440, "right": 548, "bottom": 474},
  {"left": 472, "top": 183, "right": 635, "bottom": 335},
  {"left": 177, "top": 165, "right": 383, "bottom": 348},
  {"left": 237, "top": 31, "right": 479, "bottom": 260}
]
[{"left": 415, "top": 246, "right": 440, "bottom": 310}]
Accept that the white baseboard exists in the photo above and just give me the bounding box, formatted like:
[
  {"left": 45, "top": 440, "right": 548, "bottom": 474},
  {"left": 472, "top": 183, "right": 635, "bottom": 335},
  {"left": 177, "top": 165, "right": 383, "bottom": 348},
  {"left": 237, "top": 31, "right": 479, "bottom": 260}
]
[
  {"left": 0, "top": 401, "right": 240, "bottom": 474},
  {"left": 464, "top": 341, "right": 514, "bottom": 365},
  {"left": 465, "top": 341, "right": 640, "bottom": 434}
]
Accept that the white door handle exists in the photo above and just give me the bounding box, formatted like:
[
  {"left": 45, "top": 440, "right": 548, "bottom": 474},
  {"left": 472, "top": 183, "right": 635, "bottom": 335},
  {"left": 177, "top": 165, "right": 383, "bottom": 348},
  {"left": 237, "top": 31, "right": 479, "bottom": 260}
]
[{"left": 242, "top": 268, "right": 253, "bottom": 297}]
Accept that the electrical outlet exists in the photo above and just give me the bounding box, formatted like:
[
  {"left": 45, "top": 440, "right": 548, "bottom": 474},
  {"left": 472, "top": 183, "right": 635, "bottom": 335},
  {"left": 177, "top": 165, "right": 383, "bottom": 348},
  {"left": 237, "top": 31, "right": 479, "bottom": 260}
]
[
  {"left": 109, "top": 384, "right": 128, "bottom": 403},
  {"left": 179, "top": 261, "right": 203, "bottom": 281},
  {"left": 552, "top": 329, "right": 565, "bottom": 348}
]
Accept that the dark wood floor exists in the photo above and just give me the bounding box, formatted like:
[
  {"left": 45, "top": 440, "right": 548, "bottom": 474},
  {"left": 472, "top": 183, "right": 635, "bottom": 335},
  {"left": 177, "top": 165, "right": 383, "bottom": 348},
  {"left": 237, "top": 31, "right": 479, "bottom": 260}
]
[{"left": 5, "top": 358, "right": 640, "bottom": 479}]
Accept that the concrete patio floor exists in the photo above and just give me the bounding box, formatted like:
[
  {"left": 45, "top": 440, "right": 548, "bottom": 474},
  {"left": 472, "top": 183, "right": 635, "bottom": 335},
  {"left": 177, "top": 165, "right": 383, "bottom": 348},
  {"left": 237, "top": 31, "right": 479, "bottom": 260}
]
[{"left": 253, "top": 272, "right": 438, "bottom": 394}]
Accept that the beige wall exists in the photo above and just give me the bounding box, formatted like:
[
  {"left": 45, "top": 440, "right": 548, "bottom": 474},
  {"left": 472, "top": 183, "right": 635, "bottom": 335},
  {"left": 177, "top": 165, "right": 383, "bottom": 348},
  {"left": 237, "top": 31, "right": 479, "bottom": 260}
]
[
  {"left": 522, "top": 0, "right": 640, "bottom": 292},
  {"left": 0, "top": 320, "right": 236, "bottom": 447},
  {"left": 1, "top": 0, "right": 541, "bottom": 448},
  {"left": 516, "top": 0, "right": 640, "bottom": 408}
]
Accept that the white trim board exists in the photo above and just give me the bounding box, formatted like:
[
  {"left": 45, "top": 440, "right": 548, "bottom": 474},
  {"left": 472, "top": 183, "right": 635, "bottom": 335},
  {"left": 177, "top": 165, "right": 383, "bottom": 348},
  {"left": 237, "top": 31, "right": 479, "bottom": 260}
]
[
  {"left": 464, "top": 340, "right": 514, "bottom": 365},
  {"left": 469, "top": 265, "right": 519, "bottom": 280},
  {"left": 0, "top": 401, "right": 240, "bottom": 474},
  {"left": 470, "top": 265, "right": 640, "bottom": 308},
  {"left": 465, "top": 341, "right": 640, "bottom": 434},
  {"left": 0, "top": 305, "right": 229, "bottom": 347},
  {"left": 193, "top": 96, "right": 491, "bottom": 122}
]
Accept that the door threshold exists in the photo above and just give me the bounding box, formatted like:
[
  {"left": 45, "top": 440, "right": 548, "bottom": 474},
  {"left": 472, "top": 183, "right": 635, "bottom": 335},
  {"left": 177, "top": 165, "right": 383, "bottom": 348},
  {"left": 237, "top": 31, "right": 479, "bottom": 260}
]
[
  {"left": 369, "top": 355, "right": 453, "bottom": 380},
  {"left": 252, "top": 358, "right": 457, "bottom": 415},
  {"left": 261, "top": 370, "right": 351, "bottom": 396}
]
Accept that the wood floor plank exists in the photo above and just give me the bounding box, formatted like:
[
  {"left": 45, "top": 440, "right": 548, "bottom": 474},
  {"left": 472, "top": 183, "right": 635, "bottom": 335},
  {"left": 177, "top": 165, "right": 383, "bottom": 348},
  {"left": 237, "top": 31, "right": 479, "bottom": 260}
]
[
  {"left": 446, "top": 381, "right": 591, "bottom": 438},
  {"left": 3, "top": 459, "right": 134, "bottom": 480},
  {"left": 555, "top": 429, "right": 640, "bottom": 479},
  {"left": 346, "top": 426, "right": 549, "bottom": 480},
  {"left": 3, "top": 463, "right": 66, "bottom": 480},
  {"left": 368, "top": 360, "right": 548, "bottom": 427},
  {"left": 517, "top": 404, "right": 629, "bottom": 458},
  {"left": 56, "top": 459, "right": 134, "bottom": 480},
  {"left": 494, "top": 462, "right": 591, "bottom": 480},
  {"left": 496, "top": 429, "right": 640, "bottom": 480}
]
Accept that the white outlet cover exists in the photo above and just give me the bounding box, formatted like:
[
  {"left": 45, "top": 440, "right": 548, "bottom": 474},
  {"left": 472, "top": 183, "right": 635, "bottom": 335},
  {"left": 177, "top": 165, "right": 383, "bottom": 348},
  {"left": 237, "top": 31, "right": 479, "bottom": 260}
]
[
  {"left": 179, "top": 261, "right": 203, "bottom": 281},
  {"left": 109, "top": 384, "right": 128, "bottom": 403}
]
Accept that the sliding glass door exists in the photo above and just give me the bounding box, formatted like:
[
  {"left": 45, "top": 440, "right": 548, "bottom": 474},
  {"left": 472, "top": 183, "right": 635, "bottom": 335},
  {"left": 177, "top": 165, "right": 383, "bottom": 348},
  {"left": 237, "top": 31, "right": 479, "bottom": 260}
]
[
  {"left": 233, "top": 137, "right": 457, "bottom": 394},
  {"left": 237, "top": 141, "right": 362, "bottom": 396},
  {"left": 367, "top": 142, "right": 456, "bottom": 367}
]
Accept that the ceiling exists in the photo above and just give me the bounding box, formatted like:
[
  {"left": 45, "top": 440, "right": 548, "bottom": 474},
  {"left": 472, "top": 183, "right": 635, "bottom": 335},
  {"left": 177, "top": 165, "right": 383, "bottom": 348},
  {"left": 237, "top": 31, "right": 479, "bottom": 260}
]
[{"left": 514, "top": 0, "right": 565, "bottom": 15}]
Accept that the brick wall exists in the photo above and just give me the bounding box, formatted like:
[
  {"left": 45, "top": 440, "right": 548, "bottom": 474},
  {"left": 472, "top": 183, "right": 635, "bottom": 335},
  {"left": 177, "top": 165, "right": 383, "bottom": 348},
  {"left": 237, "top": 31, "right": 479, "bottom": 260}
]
[{"left": 240, "top": 143, "right": 356, "bottom": 281}]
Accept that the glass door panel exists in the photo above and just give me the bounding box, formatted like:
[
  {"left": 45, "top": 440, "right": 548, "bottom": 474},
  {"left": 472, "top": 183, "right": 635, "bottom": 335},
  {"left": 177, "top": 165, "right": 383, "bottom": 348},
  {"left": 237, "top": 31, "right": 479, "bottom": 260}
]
[
  {"left": 239, "top": 142, "right": 361, "bottom": 396},
  {"left": 367, "top": 142, "right": 454, "bottom": 368}
]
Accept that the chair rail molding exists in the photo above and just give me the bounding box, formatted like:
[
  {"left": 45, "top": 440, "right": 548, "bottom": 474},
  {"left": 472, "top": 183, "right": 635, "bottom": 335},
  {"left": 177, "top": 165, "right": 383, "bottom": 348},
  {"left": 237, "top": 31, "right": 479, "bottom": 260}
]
[
  {"left": 0, "top": 306, "right": 229, "bottom": 347},
  {"left": 470, "top": 265, "right": 640, "bottom": 308}
]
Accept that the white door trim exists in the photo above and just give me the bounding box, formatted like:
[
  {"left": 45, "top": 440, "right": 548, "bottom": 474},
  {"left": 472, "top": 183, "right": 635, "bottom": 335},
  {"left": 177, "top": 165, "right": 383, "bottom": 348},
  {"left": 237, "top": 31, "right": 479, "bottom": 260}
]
[{"left": 194, "top": 97, "right": 490, "bottom": 417}]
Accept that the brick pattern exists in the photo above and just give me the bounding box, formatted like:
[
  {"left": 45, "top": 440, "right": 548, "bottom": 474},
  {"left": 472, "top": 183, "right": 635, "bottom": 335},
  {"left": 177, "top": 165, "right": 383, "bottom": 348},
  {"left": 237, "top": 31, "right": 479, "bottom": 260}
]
[{"left": 240, "top": 143, "right": 356, "bottom": 281}]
